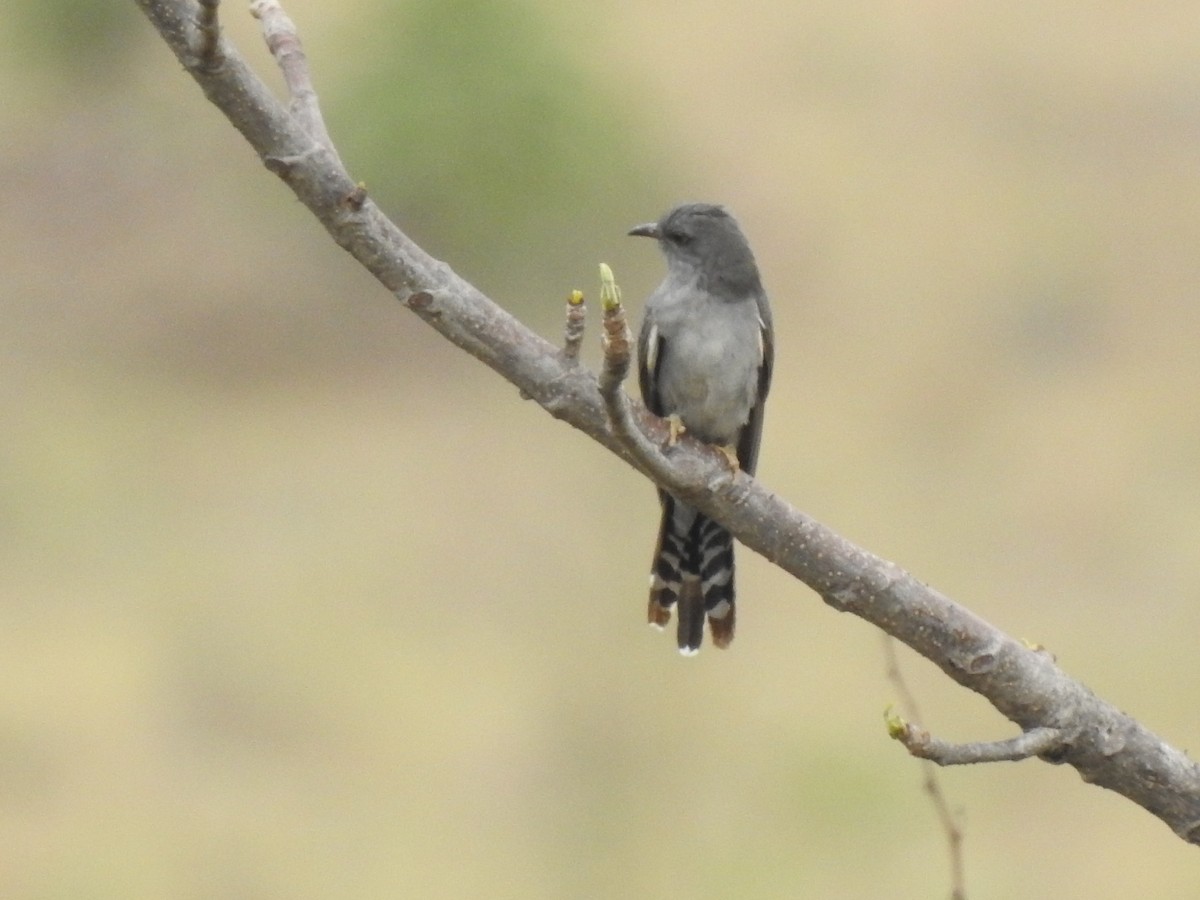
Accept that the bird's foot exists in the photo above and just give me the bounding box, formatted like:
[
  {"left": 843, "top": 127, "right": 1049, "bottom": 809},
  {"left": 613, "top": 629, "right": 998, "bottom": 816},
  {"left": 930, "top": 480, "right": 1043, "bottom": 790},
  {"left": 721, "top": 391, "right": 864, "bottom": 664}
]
[
  {"left": 716, "top": 443, "right": 741, "bottom": 471},
  {"left": 665, "top": 414, "right": 687, "bottom": 447}
]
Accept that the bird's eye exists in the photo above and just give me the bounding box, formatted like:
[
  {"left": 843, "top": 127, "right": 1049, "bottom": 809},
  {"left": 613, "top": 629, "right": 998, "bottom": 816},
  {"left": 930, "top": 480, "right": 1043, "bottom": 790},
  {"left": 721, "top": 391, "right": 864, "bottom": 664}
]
[{"left": 665, "top": 228, "right": 692, "bottom": 246}]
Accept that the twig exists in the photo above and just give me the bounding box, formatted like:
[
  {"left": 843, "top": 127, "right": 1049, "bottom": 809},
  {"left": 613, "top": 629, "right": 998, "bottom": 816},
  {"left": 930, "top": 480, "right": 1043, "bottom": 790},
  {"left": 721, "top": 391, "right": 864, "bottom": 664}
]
[
  {"left": 883, "top": 637, "right": 967, "bottom": 900},
  {"left": 561, "top": 290, "right": 586, "bottom": 365},
  {"left": 888, "top": 716, "right": 1068, "bottom": 765},
  {"left": 194, "top": 0, "right": 222, "bottom": 70},
  {"left": 250, "top": 0, "right": 344, "bottom": 168},
  {"left": 596, "top": 263, "right": 675, "bottom": 481}
]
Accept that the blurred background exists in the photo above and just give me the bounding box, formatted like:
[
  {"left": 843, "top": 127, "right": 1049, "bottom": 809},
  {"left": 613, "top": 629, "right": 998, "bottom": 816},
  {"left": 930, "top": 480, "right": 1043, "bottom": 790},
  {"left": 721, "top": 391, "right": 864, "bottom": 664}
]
[{"left": 4, "top": 0, "right": 1200, "bottom": 896}]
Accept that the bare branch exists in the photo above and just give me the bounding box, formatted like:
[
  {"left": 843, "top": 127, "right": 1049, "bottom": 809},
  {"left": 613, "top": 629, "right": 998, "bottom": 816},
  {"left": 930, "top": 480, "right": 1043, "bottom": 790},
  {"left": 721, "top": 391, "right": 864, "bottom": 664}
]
[
  {"left": 249, "top": 0, "right": 343, "bottom": 167},
  {"left": 134, "top": 0, "right": 1200, "bottom": 846},
  {"left": 890, "top": 715, "right": 1067, "bottom": 766},
  {"left": 561, "top": 290, "right": 586, "bottom": 366},
  {"left": 883, "top": 637, "right": 966, "bottom": 899}
]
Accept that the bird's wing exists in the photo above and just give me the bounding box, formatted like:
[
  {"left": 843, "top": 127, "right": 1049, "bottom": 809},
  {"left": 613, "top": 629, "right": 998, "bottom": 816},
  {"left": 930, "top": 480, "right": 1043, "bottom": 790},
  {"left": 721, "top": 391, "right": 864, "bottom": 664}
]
[
  {"left": 737, "top": 299, "right": 773, "bottom": 476},
  {"left": 637, "top": 313, "right": 667, "bottom": 418}
]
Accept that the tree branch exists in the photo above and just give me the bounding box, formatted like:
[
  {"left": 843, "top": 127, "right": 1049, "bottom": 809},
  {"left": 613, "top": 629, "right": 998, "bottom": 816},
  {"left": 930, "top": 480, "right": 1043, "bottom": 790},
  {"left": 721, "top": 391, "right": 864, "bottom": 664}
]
[
  {"left": 890, "top": 718, "right": 1066, "bottom": 766},
  {"left": 134, "top": 0, "right": 1200, "bottom": 846}
]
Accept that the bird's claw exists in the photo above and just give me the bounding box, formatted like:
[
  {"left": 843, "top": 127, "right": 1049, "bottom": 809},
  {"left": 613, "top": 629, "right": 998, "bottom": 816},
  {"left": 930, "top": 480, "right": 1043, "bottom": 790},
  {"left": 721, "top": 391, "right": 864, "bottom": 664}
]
[
  {"left": 665, "top": 414, "right": 687, "bottom": 447},
  {"left": 717, "top": 444, "right": 741, "bottom": 470}
]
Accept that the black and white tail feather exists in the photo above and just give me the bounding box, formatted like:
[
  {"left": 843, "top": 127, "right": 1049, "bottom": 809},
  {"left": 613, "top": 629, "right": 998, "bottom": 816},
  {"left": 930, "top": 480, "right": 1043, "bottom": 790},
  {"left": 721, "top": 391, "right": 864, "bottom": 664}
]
[{"left": 648, "top": 494, "right": 736, "bottom": 654}]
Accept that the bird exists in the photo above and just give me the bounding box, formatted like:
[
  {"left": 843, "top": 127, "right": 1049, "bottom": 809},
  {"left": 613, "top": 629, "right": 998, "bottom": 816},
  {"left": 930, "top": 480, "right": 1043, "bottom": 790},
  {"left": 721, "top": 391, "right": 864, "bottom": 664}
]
[{"left": 628, "top": 203, "right": 774, "bottom": 655}]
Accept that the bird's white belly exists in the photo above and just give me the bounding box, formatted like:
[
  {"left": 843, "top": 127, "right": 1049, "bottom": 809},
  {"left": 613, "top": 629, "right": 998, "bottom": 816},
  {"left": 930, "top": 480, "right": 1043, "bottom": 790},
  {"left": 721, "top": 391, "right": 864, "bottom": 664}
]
[{"left": 657, "top": 301, "right": 759, "bottom": 444}]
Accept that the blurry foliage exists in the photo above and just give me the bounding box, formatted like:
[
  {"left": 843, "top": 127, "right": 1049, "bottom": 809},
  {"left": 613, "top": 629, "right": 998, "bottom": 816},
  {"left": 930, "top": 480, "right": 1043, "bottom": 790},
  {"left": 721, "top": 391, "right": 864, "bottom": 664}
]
[{"left": 326, "top": 0, "right": 663, "bottom": 304}]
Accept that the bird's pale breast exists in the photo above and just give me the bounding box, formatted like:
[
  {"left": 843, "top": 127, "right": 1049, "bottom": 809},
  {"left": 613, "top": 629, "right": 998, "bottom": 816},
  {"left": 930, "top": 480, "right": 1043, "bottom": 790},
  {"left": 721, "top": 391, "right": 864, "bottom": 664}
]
[{"left": 653, "top": 291, "right": 761, "bottom": 445}]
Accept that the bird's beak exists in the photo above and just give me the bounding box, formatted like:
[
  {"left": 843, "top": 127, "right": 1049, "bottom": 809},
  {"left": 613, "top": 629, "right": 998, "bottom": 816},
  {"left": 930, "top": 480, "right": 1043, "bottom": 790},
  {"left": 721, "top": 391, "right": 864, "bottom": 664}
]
[{"left": 627, "top": 222, "right": 661, "bottom": 239}]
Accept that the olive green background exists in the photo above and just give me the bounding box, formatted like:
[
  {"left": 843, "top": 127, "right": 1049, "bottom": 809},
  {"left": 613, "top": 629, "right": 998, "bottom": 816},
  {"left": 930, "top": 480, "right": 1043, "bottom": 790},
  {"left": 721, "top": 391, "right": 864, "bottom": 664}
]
[{"left": 4, "top": 1, "right": 1200, "bottom": 896}]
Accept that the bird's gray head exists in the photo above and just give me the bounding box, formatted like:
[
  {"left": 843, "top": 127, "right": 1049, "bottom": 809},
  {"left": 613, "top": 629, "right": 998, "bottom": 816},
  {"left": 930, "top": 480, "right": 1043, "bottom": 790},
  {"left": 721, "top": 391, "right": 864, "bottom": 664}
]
[{"left": 628, "top": 203, "right": 762, "bottom": 299}]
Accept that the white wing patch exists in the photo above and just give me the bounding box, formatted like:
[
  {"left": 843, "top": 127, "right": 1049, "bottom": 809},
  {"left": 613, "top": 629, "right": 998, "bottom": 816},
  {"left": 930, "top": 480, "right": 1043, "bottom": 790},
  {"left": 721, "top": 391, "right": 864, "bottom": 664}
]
[
  {"left": 756, "top": 316, "right": 766, "bottom": 366},
  {"left": 645, "top": 323, "right": 659, "bottom": 375}
]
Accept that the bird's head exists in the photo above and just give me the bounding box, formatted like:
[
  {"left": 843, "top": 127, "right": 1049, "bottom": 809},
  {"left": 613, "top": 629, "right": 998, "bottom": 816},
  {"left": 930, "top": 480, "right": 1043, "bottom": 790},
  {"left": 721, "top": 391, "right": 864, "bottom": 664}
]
[{"left": 628, "top": 203, "right": 761, "bottom": 298}]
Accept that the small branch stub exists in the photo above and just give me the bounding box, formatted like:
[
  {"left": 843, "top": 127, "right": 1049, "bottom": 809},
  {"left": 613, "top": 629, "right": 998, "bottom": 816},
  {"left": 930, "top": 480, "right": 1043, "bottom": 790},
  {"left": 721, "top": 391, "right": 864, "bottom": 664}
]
[
  {"left": 597, "top": 263, "right": 632, "bottom": 399},
  {"left": 598, "top": 263, "right": 629, "bottom": 377},
  {"left": 527, "top": 289, "right": 586, "bottom": 399},
  {"left": 887, "top": 708, "right": 1067, "bottom": 766},
  {"left": 194, "top": 0, "right": 222, "bottom": 70},
  {"left": 596, "top": 264, "right": 663, "bottom": 468},
  {"left": 342, "top": 182, "right": 369, "bottom": 211},
  {"left": 561, "top": 289, "right": 586, "bottom": 365}
]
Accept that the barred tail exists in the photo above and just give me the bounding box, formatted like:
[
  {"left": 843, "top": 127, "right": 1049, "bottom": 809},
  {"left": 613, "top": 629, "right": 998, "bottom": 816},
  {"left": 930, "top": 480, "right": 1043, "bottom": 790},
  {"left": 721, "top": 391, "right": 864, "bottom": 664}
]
[
  {"left": 697, "top": 516, "right": 736, "bottom": 649},
  {"left": 647, "top": 494, "right": 737, "bottom": 654}
]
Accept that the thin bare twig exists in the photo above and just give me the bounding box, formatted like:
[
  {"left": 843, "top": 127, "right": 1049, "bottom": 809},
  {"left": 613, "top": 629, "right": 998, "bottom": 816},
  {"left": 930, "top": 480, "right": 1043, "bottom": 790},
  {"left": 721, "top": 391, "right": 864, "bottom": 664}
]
[
  {"left": 250, "top": 0, "right": 344, "bottom": 168},
  {"left": 890, "top": 718, "right": 1067, "bottom": 766},
  {"left": 596, "top": 264, "right": 673, "bottom": 481},
  {"left": 561, "top": 290, "right": 586, "bottom": 365},
  {"left": 883, "top": 637, "right": 966, "bottom": 900}
]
